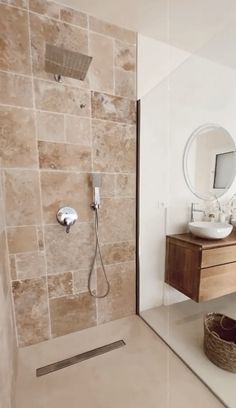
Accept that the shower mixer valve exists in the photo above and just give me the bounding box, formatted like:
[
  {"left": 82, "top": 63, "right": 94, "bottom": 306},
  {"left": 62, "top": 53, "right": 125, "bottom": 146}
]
[{"left": 56, "top": 207, "right": 78, "bottom": 233}]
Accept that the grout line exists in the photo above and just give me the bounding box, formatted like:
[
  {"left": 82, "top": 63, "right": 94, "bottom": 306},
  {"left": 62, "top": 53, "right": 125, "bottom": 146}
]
[
  {"left": 46, "top": 289, "right": 96, "bottom": 301},
  {"left": 112, "top": 38, "right": 116, "bottom": 95},
  {"left": 9, "top": 239, "right": 135, "bottom": 252},
  {"left": 0, "top": 101, "right": 136, "bottom": 125},
  {"left": 39, "top": 192, "right": 52, "bottom": 338},
  {"left": 10, "top": 260, "right": 135, "bottom": 281},
  {"left": 5, "top": 220, "right": 136, "bottom": 230},
  {"left": 39, "top": 183, "right": 52, "bottom": 340},
  {"left": 1, "top": 167, "right": 136, "bottom": 176},
  {"left": 87, "top": 9, "right": 90, "bottom": 31},
  {"left": 71, "top": 270, "right": 76, "bottom": 296},
  {"left": 88, "top": 19, "right": 95, "bottom": 175},
  {"left": 0, "top": 103, "right": 136, "bottom": 125},
  {"left": 13, "top": 249, "right": 46, "bottom": 256}
]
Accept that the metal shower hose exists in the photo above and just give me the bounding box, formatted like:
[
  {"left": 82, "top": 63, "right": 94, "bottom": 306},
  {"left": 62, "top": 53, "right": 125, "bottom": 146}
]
[{"left": 88, "top": 208, "right": 110, "bottom": 298}]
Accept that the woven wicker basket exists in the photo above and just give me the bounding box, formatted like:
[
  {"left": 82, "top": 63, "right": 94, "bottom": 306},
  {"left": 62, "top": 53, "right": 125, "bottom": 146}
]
[{"left": 204, "top": 313, "right": 236, "bottom": 373}]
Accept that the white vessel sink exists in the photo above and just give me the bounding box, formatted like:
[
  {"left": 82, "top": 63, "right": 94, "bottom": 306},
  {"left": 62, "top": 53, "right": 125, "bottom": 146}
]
[{"left": 189, "top": 221, "right": 233, "bottom": 240}]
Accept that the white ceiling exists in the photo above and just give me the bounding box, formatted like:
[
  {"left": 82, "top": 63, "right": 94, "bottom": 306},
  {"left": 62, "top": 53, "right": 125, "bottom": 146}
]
[{"left": 57, "top": 0, "right": 236, "bottom": 58}]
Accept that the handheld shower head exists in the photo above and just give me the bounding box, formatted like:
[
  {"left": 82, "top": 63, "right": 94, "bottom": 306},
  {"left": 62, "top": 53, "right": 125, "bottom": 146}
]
[
  {"left": 91, "top": 173, "right": 102, "bottom": 210},
  {"left": 92, "top": 173, "right": 102, "bottom": 188}
]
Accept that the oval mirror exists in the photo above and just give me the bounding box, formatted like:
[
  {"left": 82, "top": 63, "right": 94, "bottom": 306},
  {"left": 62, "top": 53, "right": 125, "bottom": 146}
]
[{"left": 183, "top": 124, "right": 236, "bottom": 200}]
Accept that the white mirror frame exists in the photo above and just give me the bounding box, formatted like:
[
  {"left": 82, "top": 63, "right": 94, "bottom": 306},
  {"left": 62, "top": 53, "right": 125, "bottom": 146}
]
[{"left": 183, "top": 123, "right": 236, "bottom": 200}]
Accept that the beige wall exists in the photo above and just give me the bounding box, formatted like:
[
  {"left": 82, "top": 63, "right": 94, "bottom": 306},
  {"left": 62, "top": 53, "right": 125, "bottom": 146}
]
[
  {"left": 0, "top": 0, "right": 136, "bottom": 347},
  {"left": 0, "top": 169, "right": 18, "bottom": 407}
]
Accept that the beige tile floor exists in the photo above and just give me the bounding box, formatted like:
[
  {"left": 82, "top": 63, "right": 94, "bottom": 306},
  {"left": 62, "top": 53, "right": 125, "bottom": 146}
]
[
  {"left": 142, "top": 294, "right": 236, "bottom": 408},
  {"left": 16, "top": 315, "right": 224, "bottom": 408}
]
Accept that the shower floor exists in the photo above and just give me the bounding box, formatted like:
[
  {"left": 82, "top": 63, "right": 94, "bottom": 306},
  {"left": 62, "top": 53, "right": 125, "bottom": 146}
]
[
  {"left": 16, "top": 315, "right": 223, "bottom": 408},
  {"left": 141, "top": 293, "right": 236, "bottom": 408}
]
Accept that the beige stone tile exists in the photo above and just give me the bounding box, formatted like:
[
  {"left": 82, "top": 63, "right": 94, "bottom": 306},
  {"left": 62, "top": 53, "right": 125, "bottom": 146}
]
[
  {"left": 9, "top": 255, "right": 17, "bottom": 280},
  {"left": 38, "top": 141, "right": 92, "bottom": 171},
  {"left": 15, "top": 252, "right": 46, "bottom": 279},
  {"left": 99, "top": 197, "right": 135, "bottom": 243},
  {"left": 62, "top": 74, "right": 90, "bottom": 90},
  {"left": 0, "top": 106, "right": 38, "bottom": 168},
  {"left": 36, "top": 112, "right": 64, "bottom": 142},
  {"left": 89, "top": 32, "right": 114, "bottom": 93},
  {"left": 73, "top": 268, "right": 96, "bottom": 294},
  {"left": 115, "top": 40, "right": 136, "bottom": 71},
  {"left": 44, "top": 223, "right": 94, "bottom": 274},
  {"left": 97, "top": 262, "right": 135, "bottom": 324},
  {"left": 34, "top": 79, "right": 90, "bottom": 116},
  {"left": 91, "top": 91, "right": 136, "bottom": 124},
  {"left": 92, "top": 120, "right": 136, "bottom": 172},
  {"left": 115, "top": 68, "right": 136, "bottom": 99},
  {"left": 116, "top": 174, "right": 136, "bottom": 197},
  {"left": 48, "top": 272, "right": 73, "bottom": 298},
  {"left": 0, "top": 72, "right": 33, "bottom": 107},
  {"left": 40, "top": 171, "right": 92, "bottom": 223},
  {"left": 60, "top": 7, "right": 88, "bottom": 28},
  {"left": 4, "top": 170, "right": 42, "bottom": 226},
  {"left": 12, "top": 277, "right": 49, "bottom": 347},
  {"left": 65, "top": 116, "right": 91, "bottom": 146},
  {"left": 7, "top": 226, "right": 39, "bottom": 254},
  {"left": 30, "top": 13, "right": 88, "bottom": 80},
  {"left": 29, "top": 0, "right": 60, "bottom": 18},
  {"left": 0, "top": 5, "right": 31, "bottom": 74},
  {"left": 8, "top": 0, "right": 28, "bottom": 8},
  {"left": 100, "top": 241, "right": 135, "bottom": 265},
  {"left": 50, "top": 292, "right": 96, "bottom": 337},
  {"left": 89, "top": 16, "right": 136, "bottom": 44}
]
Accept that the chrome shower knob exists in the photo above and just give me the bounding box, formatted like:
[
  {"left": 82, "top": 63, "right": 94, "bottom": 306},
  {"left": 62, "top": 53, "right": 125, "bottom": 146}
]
[{"left": 56, "top": 207, "right": 78, "bottom": 233}]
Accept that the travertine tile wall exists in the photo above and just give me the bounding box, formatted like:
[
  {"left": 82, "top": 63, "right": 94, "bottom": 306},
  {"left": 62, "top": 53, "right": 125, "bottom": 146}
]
[
  {"left": 0, "top": 0, "right": 137, "bottom": 347},
  {"left": 0, "top": 169, "right": 18, "bottom": 407}
]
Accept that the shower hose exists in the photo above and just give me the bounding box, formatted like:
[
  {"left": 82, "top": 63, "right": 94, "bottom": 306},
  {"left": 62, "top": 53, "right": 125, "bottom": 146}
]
[{"left": 88, "top": 208, "right": 110, "bottom": 298}]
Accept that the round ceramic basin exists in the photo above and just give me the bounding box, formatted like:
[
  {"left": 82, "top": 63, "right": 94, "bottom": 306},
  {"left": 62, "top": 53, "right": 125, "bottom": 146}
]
[{"left": 189, "top": 221, "right": 233, "bottom": 240}]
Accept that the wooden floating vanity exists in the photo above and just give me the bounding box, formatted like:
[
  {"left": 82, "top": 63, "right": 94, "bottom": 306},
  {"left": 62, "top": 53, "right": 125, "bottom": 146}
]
[{"left": 165, "top": 232, "right": 236, "bottom": 302}]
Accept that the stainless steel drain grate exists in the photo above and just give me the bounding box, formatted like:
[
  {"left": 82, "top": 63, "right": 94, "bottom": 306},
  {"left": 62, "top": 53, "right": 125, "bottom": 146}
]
[{"left": 36, "top": 340, "right": 126, "bottom": 377}]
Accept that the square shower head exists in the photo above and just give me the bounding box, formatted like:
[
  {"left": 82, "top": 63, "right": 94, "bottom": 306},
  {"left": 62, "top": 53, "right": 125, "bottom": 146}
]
[{"left": 45, "top": 44, "right": 93, "bottom": 81}]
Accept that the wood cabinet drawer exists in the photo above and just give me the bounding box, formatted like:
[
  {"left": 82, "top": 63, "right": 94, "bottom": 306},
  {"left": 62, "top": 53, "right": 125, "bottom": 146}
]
[
  {"left": 199, "top": 263, "right": 236, "bottom": 301},
  {"left": 201, "top": 245, "right": 236, "bottom": 268}
]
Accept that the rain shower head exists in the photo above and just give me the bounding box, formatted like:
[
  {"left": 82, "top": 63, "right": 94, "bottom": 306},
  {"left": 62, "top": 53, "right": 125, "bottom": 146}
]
[{"left": 45, "top": 44, "right": 93, "bottom": 82}]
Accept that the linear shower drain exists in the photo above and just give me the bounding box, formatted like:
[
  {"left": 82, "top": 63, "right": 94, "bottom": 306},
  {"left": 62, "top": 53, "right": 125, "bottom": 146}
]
[{"left": 36, "top": 340, "right": 126, "bottom": 377}]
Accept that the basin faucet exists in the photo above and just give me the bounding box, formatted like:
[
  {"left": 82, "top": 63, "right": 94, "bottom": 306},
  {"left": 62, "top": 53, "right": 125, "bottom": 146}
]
[{"left": 190, "top": 203, "right": 205, "bottom": 222}]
